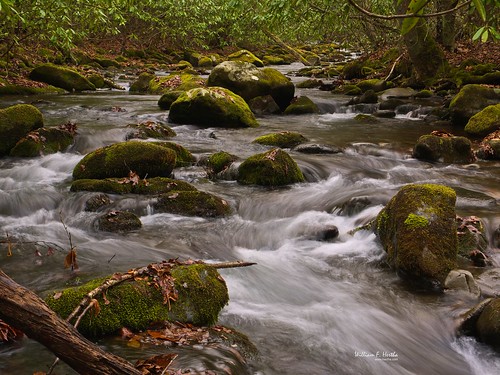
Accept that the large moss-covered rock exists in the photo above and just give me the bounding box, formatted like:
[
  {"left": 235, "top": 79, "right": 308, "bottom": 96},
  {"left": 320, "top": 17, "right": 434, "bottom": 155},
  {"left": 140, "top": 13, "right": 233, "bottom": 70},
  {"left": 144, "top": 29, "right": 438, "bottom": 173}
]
[
  {"left": 10, "top": 127, "right": 75, "bottom": 157},
  {"left": 476, "top": 130, "right": 500, "bottom": 160},
  {"left": 253, "top": 131, "right": 308, "bottom": 148},
  {"left": 237, "top": 148, "right": 305, "bottom": 186},
  {"left": 204, "top": 151, "right": 238, "bottom": 179},
  {"left": 97, "top": 210, "right": 142, "bottom": 232},
  {"left": 46, "top": 264, "right": 229, "bottom": 338},
  {"left": 284, "top": 96, "right": 319, "bottom": 115},
  {"left": 476, "top": 298, "right": 500, "bottom": 349},
  {"left": 375, "top": 184, "right": 458, "bottom": 287},
  {"left": 72, "top": 141, "right": 177, "bottom": 180},
  {"left": 412, "top": 134, "right": 475, "bottom": 163},
  {"left": 129, "top": 72, "right": 155, "bottom": 93},
  {"left": 156, "top": 141, "right": 196, "bottom": 167},
  {"left": 228, "top": 49, "right": 264, "bottom": 67},
  {"left": 149, "top": 72, "right": 206, "bottom": 95},
  {"left": 449, "top": 84, "right": 500, "bottom": 127},
  {"left": 0, "top": 104, "right": 44, "bottom": 156},
  {"left": 125, "top": 121, "right": 176, "bottom": 140},
  {"left": 153, "top": 190, "right": 231, "bottom": 217},
  {"left": 169, "top": 87, "right": 259, "bottom": 128},
  {"left": 207, "top": 61, "right": 294, "bottom": 111},
  {"left": 71, "top": 177, "right": 197, "bottom": 195},
  {"left": 464, "top": 104, "right": 500, "bottom": 136},
  {"left": 29, "top": 63, "right": 95, "bottom": 92}
]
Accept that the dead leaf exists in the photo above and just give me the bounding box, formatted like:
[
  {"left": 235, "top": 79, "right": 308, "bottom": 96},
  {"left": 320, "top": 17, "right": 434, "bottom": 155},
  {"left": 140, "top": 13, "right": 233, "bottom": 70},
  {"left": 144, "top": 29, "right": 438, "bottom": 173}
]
[
  {"left": 64, "top": 249, "right": 78, "bottom": 270},
  {"left": 53, "top": 291, "right": 63, "bottom": 300}
]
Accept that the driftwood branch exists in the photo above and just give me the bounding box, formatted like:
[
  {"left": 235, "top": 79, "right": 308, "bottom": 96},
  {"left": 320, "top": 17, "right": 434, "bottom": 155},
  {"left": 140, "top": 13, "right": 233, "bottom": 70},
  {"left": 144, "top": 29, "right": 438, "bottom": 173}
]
[{"left": 0, "top": 268, "right": 141, "bottom": 375}]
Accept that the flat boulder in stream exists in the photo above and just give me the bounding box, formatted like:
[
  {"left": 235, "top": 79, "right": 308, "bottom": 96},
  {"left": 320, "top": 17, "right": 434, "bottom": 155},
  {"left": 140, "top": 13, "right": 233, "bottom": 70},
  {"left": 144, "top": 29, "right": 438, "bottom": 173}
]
[
  {"left": 154, "top": 190, "right": 231, "bottom": 218},
  {"left": 0, "top": 104, "right": 44, "bottom": 156},
  {"left": 412, "top": 133, "right": 475, "bottom": 163},
  {"left": 253, "top": 131, "right": 308, "bottom": 148},
  {"left": 45, "top": 263, "right": 229, "bottom": 338},
  {"left": 29, "top": 63, "right": 95, "bottom": 92},
  {"left": 97, "top": 210, "right": 142, "bottom": 232},
  {"left": 237, "top": 148, "right": 305, "bottom": 186},
  {"left": 73, "top": 141, "right": 177, "bottom": 180},
  {"left": 375, "top": 184, "right": 458, "bottom": 288},
  {"left": 169, "top": 87, "right": 259, "bottom": 128},
  {"left": 71, "top": 177, "right": 197, "bottom": 195},
  {"left": 207, "top": 61, "right": 295, "bottom": 111}
]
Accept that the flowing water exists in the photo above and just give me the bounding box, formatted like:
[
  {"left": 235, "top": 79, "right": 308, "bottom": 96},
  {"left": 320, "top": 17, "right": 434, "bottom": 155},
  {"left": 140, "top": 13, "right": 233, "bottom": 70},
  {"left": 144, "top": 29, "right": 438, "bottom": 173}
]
[{"left": 0, "top": 64, "right": 499, "bottom": 374}]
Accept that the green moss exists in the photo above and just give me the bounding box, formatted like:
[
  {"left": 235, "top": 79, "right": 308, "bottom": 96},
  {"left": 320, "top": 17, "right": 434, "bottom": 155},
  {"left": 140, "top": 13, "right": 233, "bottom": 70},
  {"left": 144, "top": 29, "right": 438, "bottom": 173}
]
[
  {"left": 0, "top": 104, "right": 44, "bottom": 156},
  {"left": 296, "top": 79, "right": 323, "bottom": 89},
  {"left": 98, "top": 211, "right": 142, "bottom": 232},
  {"left": 10, "top": 127, "right": 74, "bottom": 157},
  {"left": 156, "top": 141, "right": 196, "bottom": 167},
  {"left": 449, "top": 84, "right": 500, "bottom": 126},
  {"left": 72, "top": 141, "right": 177, "bottom": 180},
  {"left": 158, "top": 91, "right": 184, "bottom": 110},
  {"left": 129, "top": 72, "right": 155, "bottom": 93},
  {"left": 70, "top": 179, "right": 133, "bottom": 194},
  {"left": 464, "top": 104, "right": 500, "bottom": 137},
  {"left": 237, "top": 148, "right": 305, "bottom": 186},
  {"left": 356, "top": 79, "right": 387, "bottom": 93},
  {"left": 29, "top": 63, "right": 95, "bottom": 92},
  {"left": 477, "top": 298, "right": 500, "bottom": 348},
  {"left": 0, "top": 82, "right": 64, "bottom": 95},
  {"left": 169, "top": 87, "right": 259, "bottom": 128},
  {"left": 205, "top": 151, "right": 238, "bottom": 177},
  {"left": 404, "top": 213, "right": 429, "bottom": 228},
  {"left": 253, "top": 131, "right": 308, "bottom": 148},
  {"left": 413, "top": 134, "right": 475, "bottom": 163},
  {"left": 148, "top": 72, "right": 206, "bottom": 95},
  {"left": 126, "top": 122, "right": 176, "bottom": 140},
  {"left": 154, "top": 190, "right": 232, "bottom": 217},
  {"left": 71, "top": 177, "right": 197, "bottom": 195},
  {"left": 284, "top": 96, "right": 319, "bottom": 115},
  {"left": 263, "top": 55, "right": 286, "bottom": 65},
  {"left": 228, "top": 49, "right": 264, "bottom": 67}
]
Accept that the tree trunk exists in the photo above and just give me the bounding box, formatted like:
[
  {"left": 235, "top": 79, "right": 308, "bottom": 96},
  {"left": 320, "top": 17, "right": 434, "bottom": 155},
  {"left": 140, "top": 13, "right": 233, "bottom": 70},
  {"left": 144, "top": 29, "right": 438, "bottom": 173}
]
[
  {"left": 397, "top": 0, "right": 448, "bottom": 83},
  {"left": 436, "top": 0, "right": 458, "bottom": 50},
  {"left": 0, "top": 269, "right": 141, "bottom": 375}
]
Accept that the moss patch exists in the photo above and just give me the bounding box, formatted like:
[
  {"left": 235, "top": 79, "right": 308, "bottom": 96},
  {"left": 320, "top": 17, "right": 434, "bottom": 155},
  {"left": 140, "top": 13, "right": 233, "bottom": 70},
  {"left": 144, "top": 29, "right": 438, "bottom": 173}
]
[
  {"left": 29, "top": 63, "right": 95, "bottom": 92},
  {"left": 10, "top": 127, "right": 74, "bottom": 157},
  {"left": 464, "top": 104, "right": 500, "bottom": 137},
  {"left": 153, "top": 190, "right": 232, "bottom": 217},
  {"left": 71, "top": 177, "right": 197, "bottom": 195},
  {"left": 284, "top": 96, "right": 319, "bottom": 115},
  {"left": 0, "top": 104, "right": 44, "bottom": 156},
  {"left": 253, "top": 131, "right": 308, "bottom": 148}
]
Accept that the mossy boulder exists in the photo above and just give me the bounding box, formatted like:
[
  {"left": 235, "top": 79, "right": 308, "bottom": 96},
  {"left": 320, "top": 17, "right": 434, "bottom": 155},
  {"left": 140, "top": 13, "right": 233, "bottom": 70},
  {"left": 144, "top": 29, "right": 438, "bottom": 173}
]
[
  {"left": 375, "top": 184, "right": 458, "bottom": 287},
  {"left": 148, "top": 72, "right": 206, "bottom": 95},
  {"left": 342, "top": 59, "right": 369, "bottom": 80},
  {"left": 237, "top": 148, "right": 305, "bottom": 186},
  {"left": 29, "top": 63, "right": 95, "bottom": 92},
  {"left": 476, "top": 298, "right": 500, "bottom": 349},
  {"left": 464, "top": 104, "right": 500, "bottom": 137},
  {"left": 356, "top": 79, "right": 388, "bottom": 93},
  {"left": 153, "top": 190, "right": 231, "bottom": 217},
  {"left": 412, "top": 134, "right": 475, "bottom": 163},
  {"left": 97, "top": 210, "right": 142, "bottom": 232},
  {"left": 476, "top": 131, "right": 500, "bottom": 160},
  {"left": 169, "top": 87, "right": 259, "bottom": 128},
  {"left": 253, "top": 131, "right": 308, "bottom": 148},
  {"left": 158, "top": 91, "right": 184, "bottom": 110},
  {"left": 156, "top": 141, "right": 196, "bottom": 167},
  {"left": 248, "top": 95, "right": 281, "bottom": 115},
  {"left": 125, "top": 121, "right": 176, "bottom": 140},
  {"left": 45, "top": 264, "right": 229, "bottom": 338},
  {"left": 263, "top": 55, "right": 287, "bottom": 65},
  {"left": 284, "top": 96, "right": 319, "bottom": 115},
  {"left": 0, "top": 81, "right": 64, "bottom": 95},
  {"left": 9, "top": 126, "right": 75, "bottom": 157},
  {"left": 71, "top": 177, "right": 197, "bottom": 195},
  {"left": 129, "top": 72, "right": 155, "bottom": 93},
  {"left": 204, "top": 151, "right": 238, "bottom": 179},
  {"left": 228, "top": 49, "right": 264, "bottom": 67},
  {"left": 296, "top": 79, "right": 323, "bottom": 89},
  {"left": 72, "top": 141, "right": 177, "bottom": 180},
  {"left": 0, "top": 104, "right": 44, "bottom": 156},
  {"left": 207, "top": 61, "right": 295, "bottom": 111},
  {"left": 449, "top": 84, "right": 500, "bottom": 127}
]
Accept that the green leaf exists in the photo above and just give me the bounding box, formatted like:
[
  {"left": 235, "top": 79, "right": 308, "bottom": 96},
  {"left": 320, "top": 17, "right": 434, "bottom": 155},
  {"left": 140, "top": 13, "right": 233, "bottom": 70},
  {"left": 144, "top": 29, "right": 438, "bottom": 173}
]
[
  {"left": 472, "top": 26, "right": 485, "bottom": 41},
  {"left": 472, "top": 0, "right": 487, "bottom": 22},
  {"left": 401, "top": 0, "right": 428, "bottom": 36},
  {"left": 481, "top": 29, "right": 489, "bottom": 42}
]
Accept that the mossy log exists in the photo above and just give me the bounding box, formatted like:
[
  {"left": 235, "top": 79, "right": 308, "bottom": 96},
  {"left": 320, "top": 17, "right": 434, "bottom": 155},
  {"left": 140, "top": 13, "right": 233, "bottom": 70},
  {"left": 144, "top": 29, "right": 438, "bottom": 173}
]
[{"left": 46, "top": 263, "right": 229, "bottom": 339}]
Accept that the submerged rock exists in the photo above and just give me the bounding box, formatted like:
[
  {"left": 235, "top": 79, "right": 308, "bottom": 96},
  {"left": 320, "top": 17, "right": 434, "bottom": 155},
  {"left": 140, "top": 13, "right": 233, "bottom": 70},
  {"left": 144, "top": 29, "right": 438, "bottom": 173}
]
[
  {"left": 97, "top": 210, "right": 142, "bottom": 232},
  {"left": 207, "top": 61, "right": 294, "bottom": 111},
  {"left": 0, "top": 104, "right": 44, "bottom": 156},
  {"left": 72, "top": 141, "right": 177, "bottom": 180},
  {"left": 46, "top": 263, "right": 229, "bottom": 338},
  {"left": 253, "top": 131, "right": 308, "bottom": 148},
  {"left": 154, "top": 190, "right": 231, "bottom": 217},
  {"left": 71, "top": 177, "right": 197, "bottom": 195},
  {"left": 412, "top": 134, "right": 475, "bottom": 163},
  {"left": 29, "top": 63, "right": 95, "bottom": 92},
  {"left": 125, "top": 121, "right": 176, "bottom": 140},
  {"left": 248, "top": 95, "right": 281, "bottom": 115},
  {"left": 375, "top": 184, "right": 458, "bottom": 288},
  {"left": 237, "top": 148, "right": 305, "bottom": 186},
  {"left": 169, "top": 87, "right": 259, "bottom": 128},
  {"left": 84, "top": 193, "right": 111, "bottom": 211}
]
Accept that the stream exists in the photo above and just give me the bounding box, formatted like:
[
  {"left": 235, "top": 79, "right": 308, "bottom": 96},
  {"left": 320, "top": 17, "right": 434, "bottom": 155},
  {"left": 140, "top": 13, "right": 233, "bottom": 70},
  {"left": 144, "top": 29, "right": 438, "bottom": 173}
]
[{"left": 0, "top": 63, "right": 499, "bottom": 374}]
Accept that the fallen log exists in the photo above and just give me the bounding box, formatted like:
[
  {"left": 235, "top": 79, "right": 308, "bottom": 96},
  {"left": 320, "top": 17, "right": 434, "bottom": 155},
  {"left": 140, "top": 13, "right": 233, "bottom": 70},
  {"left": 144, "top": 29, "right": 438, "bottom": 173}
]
[{"left": 0, "top": 268, "right": 141, "bottom": 375}]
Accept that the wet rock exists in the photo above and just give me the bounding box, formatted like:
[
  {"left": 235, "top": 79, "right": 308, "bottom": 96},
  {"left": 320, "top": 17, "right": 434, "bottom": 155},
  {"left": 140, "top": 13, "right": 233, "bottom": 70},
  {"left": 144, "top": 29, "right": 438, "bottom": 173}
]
[
  {"left": 315, "top": 226, "right": 339, "bottom": 241},
  {"left": 284, "top": 96, "right": 319, "bottom": 115},
  {"left": 72, "top": 141, "right": 177, "bottom": 180},
  {"left": 155, "top": 141, "right": 196, "bottom": 167},
  {"left": 373, "top": 110, "right": 396, "bottom": 118},
  {"left": 148, "top": 72, "right": 206, "bottom": 95},
  {"left": 292, "top": 143, "right": 342, "bottom": 154},
  {"left": 129, "top": 72, "right": 155, "bottom": 93},
  {"left": 204, "top": 151, "right": 238, "bottom": 179},
  {"left": 248, "top": 95, "right": 281, "bottom": 115},
  {"left": 348, "top": 89, "right": 378, "bottom": 105},
  {"left": 29, "top": 63, "right": 95, "bottom": 92},
  {"left": 169, "top": 87, "right": 259, "bottom": 128},
  {"left": 476, "top": 268, "right": 500, "bottom": 297},
  {"left": 464, "top": 104, "right": 500, "bottom": 137},
  {"left": 356, "top": 79, "right": 388, "bottom": 93},
  {"left": 476, "top": 130, "right": 500, "bottom": 160},
  {"left": 237, "top": 148, "right": 305, "bottom": 186},
  {"left": 0, "top": 104, "right": 44, "bottom": 156},
  {"left": 494, "top": 225, "right": 500, "bottom": 248},
  {"left": 379, "top": 87, "right": 417, "bottom": 101},
  {"left": 375, "top": 184, "right": 458, "bottom": 288},
  {"left": 296, "top": 79, "right": 323, "bottom": 89},
  {"left": 379, "top": 98, "right": 406, "bottom": 110},
  {"left": 97, "top": 210, "right": 142, "bottom": 232},
  {"left": 457, "top": 215, "right": 489, "bottom": 260},
  {"left": 449, "top": 84, "right": 500, "bottom": 127},
  {"left": 10, "top": 125, "right": 75, "bottom": 157},
  {"left": 207, "top": 61, "right": 294, "bottom": 111},
  {"left": 84, "top": 193, "right": 111, "bottom": 211},
  {"left": 228, "top": 49, "right": 264, "bottom": 67},
  {"left": 444, "top": 270, "right": 480, "bottom": 296},
  {"left": 476, "top": 298, "right": 500, "bottom": 350},
  {"left": 125, "top": 121, "right": 176, "bottom": 140},
  {"left": 412, "top": 134, "right": 475, "bottom": 163},
  {"left": 45, "top": 263, "right": 229, "bottom": 338},
  {"left": 253, "top": 131, "right": 308, "bottom": 148},
  {"left": 153, "top": 190, "right": 231, "bottom": 218}
]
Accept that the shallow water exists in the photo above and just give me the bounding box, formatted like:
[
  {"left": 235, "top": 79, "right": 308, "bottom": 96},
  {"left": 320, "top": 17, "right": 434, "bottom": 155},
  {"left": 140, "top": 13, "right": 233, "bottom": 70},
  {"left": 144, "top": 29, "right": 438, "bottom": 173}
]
[{"left": 0, "top": 65, "right": 499, "bottom": 374}]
